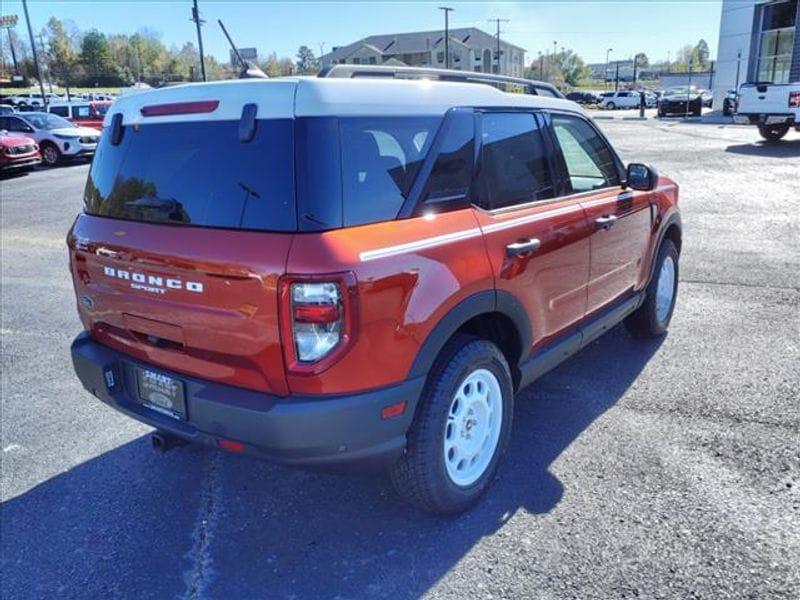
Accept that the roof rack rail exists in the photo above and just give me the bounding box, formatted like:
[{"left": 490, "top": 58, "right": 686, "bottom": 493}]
[{"left": 318, "top": 65, "right": 564, "bottom": 99}]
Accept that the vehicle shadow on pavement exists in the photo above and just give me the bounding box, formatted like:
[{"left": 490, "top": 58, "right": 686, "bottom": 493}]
[
  {"left": 725, "top": 139, "right": 800, "bottom": 157},
  {"left": 1, "top": 325, "right": 662, "bottom": 599}
]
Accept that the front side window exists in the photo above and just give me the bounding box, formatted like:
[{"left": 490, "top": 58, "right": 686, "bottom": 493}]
[
  {"left": 479, "top": 112, "right": 554, "bottom": 209},
  {"left": 340, "top": 117, "right": 439, "bottom": 226},
  {"left": 551, "top": 114, "right": 620, "bottom": 193}
]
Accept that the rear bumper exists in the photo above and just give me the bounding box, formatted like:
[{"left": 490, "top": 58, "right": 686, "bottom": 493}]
[
  {"left": 733, "top": 113, "right": 796, "bottom": 126},
  {"left": 71, "top": 332, "right": 424, "bottom": 470}
]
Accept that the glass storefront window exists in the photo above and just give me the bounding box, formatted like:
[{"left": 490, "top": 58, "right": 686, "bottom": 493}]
[{"left": 757, "top": 0, "right": 797, "bottom": 83}]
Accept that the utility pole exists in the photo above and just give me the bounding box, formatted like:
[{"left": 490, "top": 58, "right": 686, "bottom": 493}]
[
  {"left": 538, "top": 51, "right": 543, "bottom": 80},
  {"left": 605, "top": 48, "right": 613, "bottom": 90},
  {"left": 190, "top": 0, "right": 206, "bottom": 81},
  {"left": 488, "top": 18, "right": 509, "bottom": 75},
  {"left": 439, "top": 7, "right": 453, "bottom": 69},
  {"left": 21, "top": 0, "right": 46, "bottom": 106},
  {"left": 615, "top": 61, "right": 620, "bottom": 91},
  {"left": 632, "top": 53, "right": 638, "bottom": 87}
]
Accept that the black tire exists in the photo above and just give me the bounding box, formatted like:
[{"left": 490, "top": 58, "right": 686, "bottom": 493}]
[
  {"left": 625, "top": 239, "right": 679, "bottom": 338},
  {"left": 722, "top": 99, "right": 732, "bottom": 116},
  {"left": 606, "top": 102, "right": 616, "bottom": 110},
  {"left": 390, "top": 336, "right": 514, "bottom": 514},
  {"left": 758, "top": 124, "right": 789, "bottom": 143},
  {"left": 40, "top": 142, "right": 61, "bottom": 166},
  {"left": 658, "top": 108, "right": 665, "bottom": 118},
  {"left": 692, "top": 105, "right": 702, "bottom": 117}
]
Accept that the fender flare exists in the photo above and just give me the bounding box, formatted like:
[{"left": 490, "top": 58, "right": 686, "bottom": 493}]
[
  {"left": 647, "top": 211, "right": 682, "bottom": 286},
  {"left": 407, "top": 290, "right": 532, "bottom": 379}
]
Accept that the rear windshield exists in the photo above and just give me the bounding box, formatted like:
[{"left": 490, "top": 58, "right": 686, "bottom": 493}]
[
  {"left": 85, "top": 115, "right": 442, "bottom": 232},
  {"left": 85, "top": 119, "right": 297, "bottom": 232}
]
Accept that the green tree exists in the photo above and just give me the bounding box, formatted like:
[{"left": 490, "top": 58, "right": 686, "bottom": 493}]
[
  {"left": 695, "top": 39, "right": 710, "bottom": 69},
  {"left": 79, "top": 30, "right": 129, "bottom": 85},
  {"left": 295, "top": 45, "right": 316, "bottom": 74},
  {"left": 45, "top": 17, "right": 80, "bottom": 94}
]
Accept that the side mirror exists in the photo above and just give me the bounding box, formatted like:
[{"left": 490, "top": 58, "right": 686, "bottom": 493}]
[{"left": 626, "top": 163, "right": 659, "bottom": 191}]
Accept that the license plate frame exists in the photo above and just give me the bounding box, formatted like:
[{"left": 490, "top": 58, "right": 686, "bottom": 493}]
[{"left": 135, "top": 366, "right": 187, "bottom": 420}]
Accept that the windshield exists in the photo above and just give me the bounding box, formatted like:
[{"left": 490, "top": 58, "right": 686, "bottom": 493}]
[{"left": 23, "top": 113, "right": 76, "bottom": 130}]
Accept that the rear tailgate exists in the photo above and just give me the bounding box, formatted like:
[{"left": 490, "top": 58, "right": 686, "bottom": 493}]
[
  {"left": 69, "top": 216, "right": 292, "bottom": 395},
  {"left": 69, "top": 79, "right": 300, "bottom": 395},
  {"left": 737, "top": 83, "right": 799, "bottom": 115}
]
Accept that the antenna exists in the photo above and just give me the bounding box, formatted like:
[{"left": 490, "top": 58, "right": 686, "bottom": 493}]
[{"left": 217, "top": 19, "right": 268, "bottom": 79}]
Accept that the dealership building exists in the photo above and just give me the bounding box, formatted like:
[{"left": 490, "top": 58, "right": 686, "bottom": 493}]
[{"left": 713, "top": 0, "right": 799, "bottom": 110}]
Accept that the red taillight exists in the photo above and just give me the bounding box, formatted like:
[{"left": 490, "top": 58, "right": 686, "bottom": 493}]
[
  {"left": 140, "top": 100, "right": 219, "bottom": 117},
  {"left": 279, "top": 273, "right": 358, "bottom": 374},
  {"left": 293, "top": 303, "right": 340, "bottom": 324},
  {"left": 789, "top": 91, "right": 800, "bottom": 108}
]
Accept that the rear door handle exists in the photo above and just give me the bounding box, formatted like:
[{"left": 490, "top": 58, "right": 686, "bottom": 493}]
[
  {"left": 506, "top": 238, "right": 541, "bottom": 257},
  {"left": 595, "top": 215, "right": 618, "bottom": 230}
]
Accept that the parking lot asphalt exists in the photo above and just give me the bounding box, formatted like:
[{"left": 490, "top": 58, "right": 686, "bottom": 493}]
[{"left": 1, "top": 123, "right": 799, "bottom": 600}]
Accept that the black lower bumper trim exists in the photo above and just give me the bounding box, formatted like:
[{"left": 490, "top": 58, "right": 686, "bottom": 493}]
[{"left": 71, "top": 333, "right": 424, "bottom": 469}]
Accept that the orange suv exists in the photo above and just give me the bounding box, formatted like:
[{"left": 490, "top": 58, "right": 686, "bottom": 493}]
[{"left": 69, "top": 68, "right": 681, "bottom": 513}]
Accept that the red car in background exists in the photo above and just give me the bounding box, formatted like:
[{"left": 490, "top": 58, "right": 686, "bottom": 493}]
[
  {"left": 0, "top": 132, "right": 41, "bottom": 174},
  {"left": 47, "top": 101, "right": 112, "bottom": 130}
]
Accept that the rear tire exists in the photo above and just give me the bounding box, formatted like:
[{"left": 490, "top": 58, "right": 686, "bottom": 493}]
[
  {"left": 390, "top": 336, "right": 513, "bottom": 514},
  {"left": 758, "top": 124, "right": 789, "bottom": 142},
  {"left": 625, "top": 239, "right": 679, "bottom": 338},
  {"left": 40, "top": 142, "right": 61, "bottom": 167},
  {"left": 606, "top": 102, "right": 616, "bottom": 110}
]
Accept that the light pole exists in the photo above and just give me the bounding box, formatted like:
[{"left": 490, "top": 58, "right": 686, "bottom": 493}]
[
  {"left": 439, "top": 7, "right": 453, "bottom": 69},
  {"left": 488, "top": 18, "right": 509, "bottom": 74},
  {"left": 21, "top": 0, "right": 46, "bottom": 106},
  {"left": 605, "top": 48, "right": 613, "bottom": 90},
  {"left": 734, "top": 49, "right": 741, "bottom": 92}
]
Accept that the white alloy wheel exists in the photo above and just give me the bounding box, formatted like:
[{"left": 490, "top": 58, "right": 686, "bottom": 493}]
[
  {"left": 443, "top": 368, "right": 503, "bottom": 487},
  {"left": 655, "top": 255, "right": 676, "bottom": 324},
  {"left": 42, "top": 145, "right": 59, "bottom": 166}
]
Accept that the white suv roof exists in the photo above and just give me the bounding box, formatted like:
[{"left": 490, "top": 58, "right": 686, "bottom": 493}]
[{"left": 107, "top": 77, "right": 583, "bottom": 126}]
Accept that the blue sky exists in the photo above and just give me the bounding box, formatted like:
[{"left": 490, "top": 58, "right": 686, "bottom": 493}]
[{"left": 2, "top": 1, "right": 723, "bottom": 65}]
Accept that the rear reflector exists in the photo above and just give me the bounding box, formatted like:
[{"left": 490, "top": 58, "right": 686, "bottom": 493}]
[
  {"left": 293, "top": 304, "right": 340, "bottom": 324},
  {"left": 140, "top": 100, "right": 220, "bottom": 117},
  {"left": 217, "top": 439, "right": 244, "bottom": 453},
  {"left": 381, "top": 401, "right": 407, "bottom": 420}
]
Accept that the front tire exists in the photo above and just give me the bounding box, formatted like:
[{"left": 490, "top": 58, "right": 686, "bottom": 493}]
[
  {"left": 40, "top": 142, "right": 61, "bottom": 166},
  {"left": 390, "top": 336, "right": 513, "bottom": 514},
  {"left": 625, "top": 239, "right": 679, "bottom": 338},
  {"left": 758, "top": 124, "right": 789, "bottom": 142},
  {"left": 606, "top": 102, "right": 616, "bottom": 110}
]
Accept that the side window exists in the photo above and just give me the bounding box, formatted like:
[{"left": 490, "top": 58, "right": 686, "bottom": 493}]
[
  {"left": 421, "top": 111, "right": 474, "bottom": 206},
  {"left": 551, "top": 114, "right": 620, "bottom": 193},
  {"left": 73, "top": 105, "right": 91, "bottom": 118},
  {"left": 479, "top": 112, "right": 554, "bottom": 209},
  {"left": 340, "top": 116, "right": 439, "bottom": 227},
  {"left": 50, "top": 106, "right": 69, "bottom": 117},
  {"left": 6, "top": 117, "right": 30, "bottom": 132}
]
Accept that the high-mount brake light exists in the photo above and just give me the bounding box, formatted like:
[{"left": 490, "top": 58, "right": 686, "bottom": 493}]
[{"left": 140, "top": 100, "right": 220, "bottom": 117}]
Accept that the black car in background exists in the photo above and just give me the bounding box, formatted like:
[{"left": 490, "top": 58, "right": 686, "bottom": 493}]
[
  {"left": 658, "top": 86, "right": 704, "bottom": 117},
  {"left": 566, "top": 91, "right": 599, "bottom": 105}
]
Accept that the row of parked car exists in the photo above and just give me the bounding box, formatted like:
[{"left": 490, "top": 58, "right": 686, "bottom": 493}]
[
  {"left": 2, "top": 91, "right": 117, "bottom": 108},
  {"left": 0, "top": 101, "right": 106, "bottom": 174},
  {"left": 566, "top": 86, "right": 718, "bottom": 117}
]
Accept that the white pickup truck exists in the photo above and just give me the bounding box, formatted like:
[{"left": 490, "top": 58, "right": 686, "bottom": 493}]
[{"left": 734, "top": 82, "right": 800, "bottom": 142}]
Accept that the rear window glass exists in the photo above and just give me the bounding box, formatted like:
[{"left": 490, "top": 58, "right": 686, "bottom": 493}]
[
  {"left": 339, "top": 117, "right": 439, "bottom": 226},
  {"left": 84, "top": 119, "right": 296, "bottom": 232}
]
